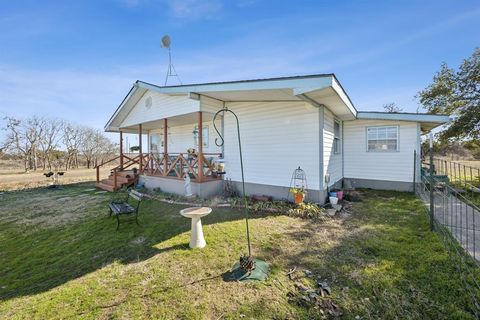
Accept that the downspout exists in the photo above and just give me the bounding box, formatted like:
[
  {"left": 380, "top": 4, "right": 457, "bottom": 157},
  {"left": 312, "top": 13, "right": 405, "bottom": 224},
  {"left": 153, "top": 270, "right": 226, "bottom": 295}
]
[{"left": 318, "top": 105, "right": 325, "bottom": 203}]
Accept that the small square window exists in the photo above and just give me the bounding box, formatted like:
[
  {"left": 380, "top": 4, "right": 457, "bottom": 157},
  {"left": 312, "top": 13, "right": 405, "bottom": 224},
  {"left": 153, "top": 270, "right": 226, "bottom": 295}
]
[{"left": 366, "top": 126, "right": 398, "bottom": 152}]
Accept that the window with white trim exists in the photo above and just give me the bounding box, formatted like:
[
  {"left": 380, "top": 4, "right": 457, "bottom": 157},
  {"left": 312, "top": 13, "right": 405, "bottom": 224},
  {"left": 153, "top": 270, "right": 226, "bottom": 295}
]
[
  {"left": 333, "top": 120, "right": 341, "bottom": 154},
  {"left": 367, "top": 126, "right": 398, "bottom": 152}
]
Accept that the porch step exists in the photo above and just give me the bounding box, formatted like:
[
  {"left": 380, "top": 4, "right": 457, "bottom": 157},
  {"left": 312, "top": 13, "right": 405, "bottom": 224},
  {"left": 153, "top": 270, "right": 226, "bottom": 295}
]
[
  {"left": 96, "top": 170, "right": 137, "bottom": 192},
  {"left": 116, "top": 170, "right": 135, "bottom": 178},
  {"left": 96, "top": 182, "right": 117, "bottom": 192},
  {"left": 107, "top": 175, "right": 131, "bottom": 184}
]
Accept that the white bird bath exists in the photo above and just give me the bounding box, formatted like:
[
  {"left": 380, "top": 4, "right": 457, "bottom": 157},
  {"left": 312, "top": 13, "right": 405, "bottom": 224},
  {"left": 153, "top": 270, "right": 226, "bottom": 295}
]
[{"left": 180, "top": 207, "right": 212, "bottom": 249}]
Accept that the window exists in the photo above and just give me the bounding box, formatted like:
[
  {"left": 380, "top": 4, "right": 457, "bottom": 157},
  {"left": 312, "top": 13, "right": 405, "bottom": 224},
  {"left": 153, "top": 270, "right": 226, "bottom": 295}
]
[
  {"left": 193, "top": 125, "right": 209, "bottom": 148},
  {"left": 367, "top": 126, "right": 398, "bottom": 152},
  {"left": 149, "top": 134, "right": 162, "bottom": 154},
  {"left": 333, "top": 120, "right": 341, "bottom": 154}
]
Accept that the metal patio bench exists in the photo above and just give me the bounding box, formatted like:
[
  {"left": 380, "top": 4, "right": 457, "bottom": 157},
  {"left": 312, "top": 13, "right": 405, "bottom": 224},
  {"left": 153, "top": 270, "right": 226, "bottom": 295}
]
[{"left": 108, "top": 189, "right": 144, "bottom": 230}]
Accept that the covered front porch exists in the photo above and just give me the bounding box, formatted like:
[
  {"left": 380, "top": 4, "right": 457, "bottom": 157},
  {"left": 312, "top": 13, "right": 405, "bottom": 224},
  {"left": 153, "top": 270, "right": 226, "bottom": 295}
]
[{"left": 96, "top": 110, "right": 224, "bottom": 192}]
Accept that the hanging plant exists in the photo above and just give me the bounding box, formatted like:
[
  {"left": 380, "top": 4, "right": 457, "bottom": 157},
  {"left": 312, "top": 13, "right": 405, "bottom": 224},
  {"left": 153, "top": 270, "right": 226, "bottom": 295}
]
[
  {"left": 289, "top": 187, "right": 307, "bottom": 204},
  {"left": 187, "top": 148, "right": 197, "bottom": 158}
]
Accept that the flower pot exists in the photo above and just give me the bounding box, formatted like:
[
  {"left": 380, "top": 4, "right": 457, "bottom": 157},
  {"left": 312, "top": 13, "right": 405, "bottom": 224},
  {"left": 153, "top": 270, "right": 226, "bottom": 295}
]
[
  {"left": 329, "top": 196, "right": 338, "bottom": 205},
  {"left": 336, "top": 190, "right": 344, "bottom": 201},
  {"left": 294, "top": 193, "right": 305, "bottom": 204}
]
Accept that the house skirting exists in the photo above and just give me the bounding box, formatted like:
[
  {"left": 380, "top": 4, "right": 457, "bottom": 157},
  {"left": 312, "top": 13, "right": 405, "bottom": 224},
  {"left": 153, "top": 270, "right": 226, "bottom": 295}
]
[
  {"left": 139, "top": 175, "right": 412, "bottom": 203},
  {"left": 344, "top": 177, "right": 413, "bottom": 192},
  {"left": 139, "top": 175, "right": 224, "bottom": 198},
  {"left": 229, "top": 181, "right": 323, "bottom": 204}
]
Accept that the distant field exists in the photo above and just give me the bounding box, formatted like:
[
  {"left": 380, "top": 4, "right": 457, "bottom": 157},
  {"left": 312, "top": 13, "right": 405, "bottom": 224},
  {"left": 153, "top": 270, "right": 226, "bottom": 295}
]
[
  {"left": 436, "top": 157, "right": 480, "bottom": 169},
  {"left": 0, "top": 167, "right": 113, "bottom": 191}
]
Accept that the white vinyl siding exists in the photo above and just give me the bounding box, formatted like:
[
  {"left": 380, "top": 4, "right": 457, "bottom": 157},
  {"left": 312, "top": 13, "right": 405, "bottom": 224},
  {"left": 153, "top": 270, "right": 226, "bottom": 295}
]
[
  {"left": 344, "top": 120, "right": 417, "bottom": 182},
  {"left": 323, "top": 108, "right": 343, "bottom": 188},
  {"left": 200, "top": 95, "right": 223, "bottom": 113},
  {"left": 148, "top": 122, "right": 221, "bottom": 154},
  {"left": 121, "top": 92, "right": 199, "bottom": 128},
  {"left": 222, "top": 101, "right": 320, "bottom": 190}
]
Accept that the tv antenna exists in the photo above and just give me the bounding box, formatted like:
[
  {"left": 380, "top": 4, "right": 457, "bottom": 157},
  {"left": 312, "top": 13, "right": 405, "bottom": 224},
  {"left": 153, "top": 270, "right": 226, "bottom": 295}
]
[{"left": 161, "top": 35, "right": 182, "bottom": 86}]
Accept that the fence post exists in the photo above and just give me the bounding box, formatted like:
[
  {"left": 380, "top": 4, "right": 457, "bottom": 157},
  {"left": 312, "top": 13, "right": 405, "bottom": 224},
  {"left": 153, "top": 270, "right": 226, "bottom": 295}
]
[
  {"left": 413, "top": 150, "right": 416, "bottom": 194},
  {"left": 429, "top": 134, "right": 434, "bottom": 231}
]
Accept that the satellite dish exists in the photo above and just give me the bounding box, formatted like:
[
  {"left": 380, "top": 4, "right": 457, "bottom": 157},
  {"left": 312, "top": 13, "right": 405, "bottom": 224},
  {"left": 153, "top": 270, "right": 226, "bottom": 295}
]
[
  {"left": 161, "top": 35, "right": 171, "bottom": 48},
  {"left": 160, "top": 34, "right": 181, "bottom": 86}
]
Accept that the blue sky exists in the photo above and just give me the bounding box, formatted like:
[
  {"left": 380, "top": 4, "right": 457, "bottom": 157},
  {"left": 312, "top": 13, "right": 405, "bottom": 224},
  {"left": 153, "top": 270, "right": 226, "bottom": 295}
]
[{"left": 0, "top": 0, "right": 479, "bottom": 135}]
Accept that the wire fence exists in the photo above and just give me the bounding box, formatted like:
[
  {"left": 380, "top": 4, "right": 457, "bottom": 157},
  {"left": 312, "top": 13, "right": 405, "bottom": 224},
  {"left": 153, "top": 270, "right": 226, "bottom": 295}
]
[
  {"left": 432, "top": 158, "right": 480, "bottom": 205},
  {"left": 416, "top": 154, "right": 480, "bottom": 317}
]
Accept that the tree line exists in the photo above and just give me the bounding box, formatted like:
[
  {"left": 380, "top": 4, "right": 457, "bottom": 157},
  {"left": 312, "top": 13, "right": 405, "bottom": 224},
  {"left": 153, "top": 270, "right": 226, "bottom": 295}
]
[
  {"left": 384, "top": 47, "right": 479, "bottom": 158},
  {"left": 418, "top": 48, "right": 479, "bottom": 144},
  {"left": 1, "top": 116, "right": 117, "bottom": 171}
]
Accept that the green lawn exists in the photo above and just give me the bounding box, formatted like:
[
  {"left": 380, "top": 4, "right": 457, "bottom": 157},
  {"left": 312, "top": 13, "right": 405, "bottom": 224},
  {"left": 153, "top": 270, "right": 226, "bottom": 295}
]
[{"left": 0, "top": 184, "right": 477, "bottom": 319}]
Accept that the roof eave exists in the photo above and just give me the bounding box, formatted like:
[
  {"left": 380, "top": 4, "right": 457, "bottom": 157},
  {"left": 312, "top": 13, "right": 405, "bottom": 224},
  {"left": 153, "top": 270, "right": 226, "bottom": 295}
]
[{"left": 357, "top": 111, "right": 450, "bottom": 124}]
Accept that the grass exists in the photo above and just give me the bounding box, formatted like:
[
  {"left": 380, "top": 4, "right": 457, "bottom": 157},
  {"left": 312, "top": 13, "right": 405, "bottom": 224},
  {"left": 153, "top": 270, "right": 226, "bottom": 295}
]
[{"left": 0, "top": 183, "right": 478, "bottom": 319}]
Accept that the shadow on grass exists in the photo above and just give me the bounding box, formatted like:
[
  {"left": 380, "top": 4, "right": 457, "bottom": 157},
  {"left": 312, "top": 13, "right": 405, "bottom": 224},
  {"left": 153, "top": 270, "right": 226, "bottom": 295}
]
[{"left": 0, "top": 183, "right": 272, "bottom": 302}]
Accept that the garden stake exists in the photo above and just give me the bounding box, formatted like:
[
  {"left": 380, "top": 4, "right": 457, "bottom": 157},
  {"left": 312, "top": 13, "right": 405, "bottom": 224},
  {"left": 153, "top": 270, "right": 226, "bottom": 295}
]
[{"left": 213, "top": 106, "right": 269, "bottom": 281}]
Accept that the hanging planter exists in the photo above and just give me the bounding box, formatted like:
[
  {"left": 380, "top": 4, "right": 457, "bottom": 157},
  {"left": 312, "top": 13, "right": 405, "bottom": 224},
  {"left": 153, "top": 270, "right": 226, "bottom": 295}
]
[
  {"left": 289, "top": 187, "right": 307, "bottom": 204},
  {"left": 288, "top": 167, "right": 308, "bottom": 204},
  {"left": 187, "top": 147, "right": 197, "bottom": 159}
]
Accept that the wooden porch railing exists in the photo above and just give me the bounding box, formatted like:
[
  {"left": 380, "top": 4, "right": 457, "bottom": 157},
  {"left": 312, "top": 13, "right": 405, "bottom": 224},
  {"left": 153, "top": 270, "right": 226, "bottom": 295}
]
[
  {"left": 95, "top": 152, "right": 222, "bottom": 189},
  {"left": 141, "top": 152, "right": 222, "bottom": 182}
]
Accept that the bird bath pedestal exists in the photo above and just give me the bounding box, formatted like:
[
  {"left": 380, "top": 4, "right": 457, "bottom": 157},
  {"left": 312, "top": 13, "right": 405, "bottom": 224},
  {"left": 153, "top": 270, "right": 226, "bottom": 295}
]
[{"left": 180, "top": 207, "right": 212, "bottom": 249}]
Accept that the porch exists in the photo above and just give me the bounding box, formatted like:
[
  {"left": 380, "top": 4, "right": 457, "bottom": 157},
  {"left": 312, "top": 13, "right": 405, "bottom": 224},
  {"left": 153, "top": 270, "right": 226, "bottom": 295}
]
[{"left": 96, "top": 111, "right": 224, "bottom": 192}]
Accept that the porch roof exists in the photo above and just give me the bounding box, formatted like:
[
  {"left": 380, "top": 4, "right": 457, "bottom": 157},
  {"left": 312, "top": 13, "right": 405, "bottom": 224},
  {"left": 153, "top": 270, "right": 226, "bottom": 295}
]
[{"left": 105, "top": 74, "right": 358, "bottom": 132}]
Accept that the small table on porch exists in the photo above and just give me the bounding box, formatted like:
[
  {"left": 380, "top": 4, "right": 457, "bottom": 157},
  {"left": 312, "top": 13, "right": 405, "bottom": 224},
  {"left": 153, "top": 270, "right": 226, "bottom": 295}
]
[{"left": 179, "top": 207, "right": 212, "bottom": 249}]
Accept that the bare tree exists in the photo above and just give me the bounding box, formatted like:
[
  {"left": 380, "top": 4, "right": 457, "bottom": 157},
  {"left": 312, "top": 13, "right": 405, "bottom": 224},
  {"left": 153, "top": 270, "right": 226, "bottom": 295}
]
[
  {"left": 38, "top": 118, "right": 63, "bottom": 170},
  {"left": 2, "top": 116, "right": 116, "bottom": 171},
  {"left": 63, "top": 122, "right": 83, "bottom": 170},
  {"left": 2, "top": 116, "right": 44, "bottom": 171},
  {"left": 383, "top": 102, "right": 404, "bottom": 113}
]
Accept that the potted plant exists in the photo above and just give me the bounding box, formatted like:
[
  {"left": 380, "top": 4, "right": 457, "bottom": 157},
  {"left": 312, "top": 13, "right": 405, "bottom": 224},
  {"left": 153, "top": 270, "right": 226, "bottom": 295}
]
[
  {"left": 289, "top": 187, "right": 307, "bottom": 204},
  {"left": 187, "top": 148, "right": 197, "bottom": 159},
  {"left": 130, "top": 145, "right": 140, "bottom": 153}
]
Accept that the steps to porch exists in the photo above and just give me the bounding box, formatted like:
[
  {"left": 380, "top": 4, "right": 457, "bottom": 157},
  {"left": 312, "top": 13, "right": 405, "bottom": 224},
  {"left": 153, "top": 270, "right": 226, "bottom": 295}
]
[{"left": 96, "top": 170, "right": 136, "bottom": 192}]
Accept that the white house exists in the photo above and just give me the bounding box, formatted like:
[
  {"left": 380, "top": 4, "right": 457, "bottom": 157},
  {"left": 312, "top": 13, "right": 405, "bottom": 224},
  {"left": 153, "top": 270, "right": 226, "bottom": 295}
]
[{"left": 100, "top": 74, "right": 449, "bottom": 203}]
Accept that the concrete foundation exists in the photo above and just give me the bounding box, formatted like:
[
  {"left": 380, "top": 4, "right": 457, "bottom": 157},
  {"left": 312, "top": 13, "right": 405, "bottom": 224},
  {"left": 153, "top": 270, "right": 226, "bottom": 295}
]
[
  {"left": 229, "top": 181, "right": 324, "bottom": 204},
  {"left": 344, "top": 177, "right": 413, "bottom": 192},
  {"left": 139, "top": 175, "right": 413, "bottom": 203},
  {"left": 139, "top": 175, "right": 224, "bottom": 198}
]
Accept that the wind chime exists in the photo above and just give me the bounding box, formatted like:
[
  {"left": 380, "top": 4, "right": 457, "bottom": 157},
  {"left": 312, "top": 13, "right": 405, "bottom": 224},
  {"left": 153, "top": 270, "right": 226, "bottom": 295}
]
[{"left": 213, "top": 107, "right": 269, "bottom": 281}]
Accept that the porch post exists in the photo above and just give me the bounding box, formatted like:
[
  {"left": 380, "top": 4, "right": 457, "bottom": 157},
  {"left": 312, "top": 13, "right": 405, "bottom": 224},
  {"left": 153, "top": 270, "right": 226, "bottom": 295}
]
[
  {"left": 139, "top": 124, "right": 143, "bottom": 172},
  {"left": 198, "top": 111, "right": 204, "bottom": 182},
  {"left": 119, "top": 130, "right": 124, "bottom": 170},
  {"left": 163, "top": 118, "right": 168, "bottom": 176}
]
